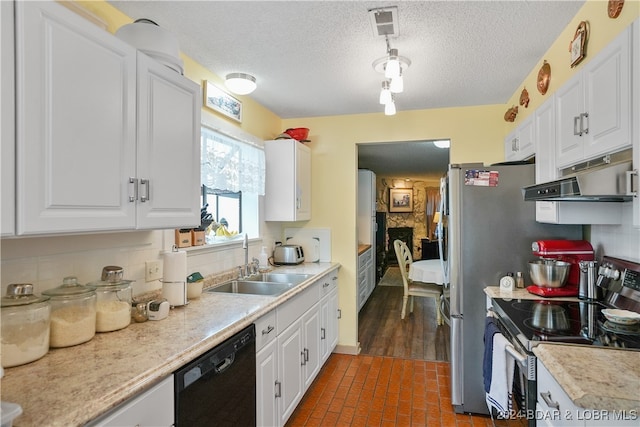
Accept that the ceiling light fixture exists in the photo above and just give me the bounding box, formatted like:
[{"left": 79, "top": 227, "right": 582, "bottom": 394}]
[
  {"left": 373, "top": 34, "right": 410, "bottom": 114},
  {"left": 224, "top": 73, "right": 256, "bottom": 95},
  {"left": 384, "top": 97, "right": 396, "bottom": 116},
  {"left": 379, "top": 81, "right": 392, "bottom": 105},
  {"left": 433, "top": 140, "right": 451, "bottom": 149}
]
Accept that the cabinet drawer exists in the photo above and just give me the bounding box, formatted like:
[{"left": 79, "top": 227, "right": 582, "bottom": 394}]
[
  {"left": 255, "top": 310, "right": 277, "bottom": 352},
  {"left": 358, "top": 249, "right": 372, "bottom": 268},
  {"left": 319, "top": 271, "right": 338, "bottom": 298},
  {"left": 277, "top": 281, "right": 319, "bottom": 334}
]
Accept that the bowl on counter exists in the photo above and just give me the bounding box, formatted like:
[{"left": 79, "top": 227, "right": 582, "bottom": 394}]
[
  {"left": 602, "top": 309, "right": 640, "bottom": 325},
  {"left": 528, "top": 259, "right": 571, "bottom": 288}
]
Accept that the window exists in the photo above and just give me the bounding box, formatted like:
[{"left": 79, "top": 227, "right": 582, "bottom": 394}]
[{"left": 200, "top": 126, "right": 264, "bottom": 241}]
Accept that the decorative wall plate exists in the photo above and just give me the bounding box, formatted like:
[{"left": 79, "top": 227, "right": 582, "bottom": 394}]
[
  {"left": 537, "top": 61, "right": 551, "bottom": 95},
  {"left": 608, "top": 0, "right": 624, "bottom": 19},
  {"left": 504, "top": 105, "right": 518, "bottom": 122},
  {"left": 519, "top": 87, "right": 530, "bottom": 108},
  {"left": 569, "top": 21, "right": 589, "bottom": 68}
]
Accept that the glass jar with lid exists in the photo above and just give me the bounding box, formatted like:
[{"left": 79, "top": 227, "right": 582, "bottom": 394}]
[
  {"left": 1, "top": 284, "right": 51, "bottom": 367},
  {"left": 87, "top": 266, "right": 133, "bottom": 332},
  {"left": 42, "top": 276, "right": 96, "bottom": 348}
]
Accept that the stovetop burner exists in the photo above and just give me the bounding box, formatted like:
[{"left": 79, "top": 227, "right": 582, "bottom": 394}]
[{"left": 492, "top": 298, "right": 640, "bottom": 350}]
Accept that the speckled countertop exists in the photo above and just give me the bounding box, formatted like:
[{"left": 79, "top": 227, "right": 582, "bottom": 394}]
[
  {"left": 1, "top": 263, "right": 340, "bottom": 427},
  {"left": 484, "top": 286, "right": 640, "bottom": 412},
  {"left": 534, "top": 345, "right": 640, "bottom": 411}
]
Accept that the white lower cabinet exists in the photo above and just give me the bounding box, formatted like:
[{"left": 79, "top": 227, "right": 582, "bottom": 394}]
[
  {"left": 358, "top": 247, "right": 374, "bottom": 311},
  {"left": 88, "top": 375, "right": 174, "bottom": 427},
  {"left": 537, "top": 361, "right": 637, "bottom": 427},
  {"left": 256, "top": 269, "right": 340, "bottom": 427}
]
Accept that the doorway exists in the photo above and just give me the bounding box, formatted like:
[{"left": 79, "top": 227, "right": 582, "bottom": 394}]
[{"left": 356, "top": 140, "right": 450, "bottom": 360}]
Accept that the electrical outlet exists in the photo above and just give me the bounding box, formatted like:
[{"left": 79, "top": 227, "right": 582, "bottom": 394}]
[{"left": 145, "top": 261, "right": 162, "bottom": 282}]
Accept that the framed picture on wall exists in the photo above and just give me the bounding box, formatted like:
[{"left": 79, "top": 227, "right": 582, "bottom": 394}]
[
  {"left": 203, "top": 80, "right": 242, "bottom": 122},
  {"left": 389, "top": 188, "right": 413, "bottom": 213}
]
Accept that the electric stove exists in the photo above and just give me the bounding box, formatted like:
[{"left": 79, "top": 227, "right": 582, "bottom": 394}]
[{"left": 492, "top": 255, "right": 640, "bottom": 352}]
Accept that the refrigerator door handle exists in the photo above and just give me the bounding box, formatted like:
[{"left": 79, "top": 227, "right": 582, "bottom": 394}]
[{"left": 451, "top": 314, "right": 463, "bottom": 319}]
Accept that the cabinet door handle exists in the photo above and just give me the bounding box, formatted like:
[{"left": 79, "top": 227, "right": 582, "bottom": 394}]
[
  {"left": 275, "top": 380, "right": 282, "bottom": 398},
  {"left": 540, "top": 391, "right": 560, "bottom": 410},
  {"left": 573, "top": 116, "right": 582, "bottom": 136},
  {"left": 301, "top": 351, "right": 306, "bottom": 366},
  {"left": 323, "top": 282, "right": 330, "bottom": 288},
  {"left": 626, "top": 170, "right": 638, "bottom": 197},
  {"left": 304, "top": 348, "right": 309, "bottom": 362},
  {"left": 581, "top": 112, "right": 589, "bottom": 135},
  {"left": 337, "top": 309, "right": 342, "bottom": 319},
  {"left": 321, "top": 327, "right": 326, "bottom": 340},
  {"left": 139, "top": 179, "right": 149, "bottom": 202},
  {"left": 262, "top": 325, "right": 275, "bottom": 335},
  {"left": 128, "top": 178, "right": 138, "bottom": 202}
]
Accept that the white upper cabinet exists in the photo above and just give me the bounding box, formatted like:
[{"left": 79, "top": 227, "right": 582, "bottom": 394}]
[
  {"left": 633, "top": 19, "right": 640, "bottom": 228},
  {"left": 556, "top": 25, "right": 632, "bottom": 169},
  {"left": 264, "top": 140, "right": 311, "bottom": 222},
  {"left": 14, "top": 1, "right": 200, "bottom": 235},
  {"left": 1, "top": 1, "right": 15, "bottom": 237},
  {"left": 504, "top": 114, "right": 535, "bottom": 162},
  {"left": 135, "top": 52, "right": 201, "bottom": 229}
]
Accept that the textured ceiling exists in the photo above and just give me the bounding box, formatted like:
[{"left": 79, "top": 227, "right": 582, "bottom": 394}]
[{"left": 107, "top": 0, "right": 585, "bottom": 178}]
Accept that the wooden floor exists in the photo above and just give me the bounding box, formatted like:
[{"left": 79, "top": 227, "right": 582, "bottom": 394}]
[{"left": 358, "top": 269, "right": 451, "bottom": 362}]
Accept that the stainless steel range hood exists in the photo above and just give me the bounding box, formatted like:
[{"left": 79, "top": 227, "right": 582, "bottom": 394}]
[{"left": 522, "top": 149, "right": 635, "bottom": 202}]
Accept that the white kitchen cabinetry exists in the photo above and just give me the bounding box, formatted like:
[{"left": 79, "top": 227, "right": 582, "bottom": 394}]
[
  {"left": 89, "top": 375, "right": 174, "bottom": 427},
  {"left": 555, "top": 25, "right": 632, "bottom": 169},
  {"left": 264, "top": 140, "right": 311, "bottom": 222},
  {"left": 1, "top": 1, "right": 15, "bottom": 237},
  {"left": 504, "top": 115, "right": 535, "bottom": 161},
  {"left": 358, "top": 247, "right": 375, "bottom": 311},
  {"left": 537, "top": 361, "right": 637, "bottom": 427},
  {"left": 633, "top": 19, "right": 640, "bottom": 228},
  {"left": 14, "top": 1, "right": 199, "bottom": 236},
  {"left": 256, "top": 269, "right": 340, "bottom": 427},
  {"left": 320, "top": 273, "right": 339, "bottom": 363},
  {"left": 135, "top": 52, "right": 201, "bottom": 229}
]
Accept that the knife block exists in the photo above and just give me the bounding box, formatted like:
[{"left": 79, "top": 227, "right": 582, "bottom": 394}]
[
  {"left": 191, "top": 230, "right": 205, "bottom": 246},
  {"left": 174, "top": 229, "right": 191, "bottom": 248}
]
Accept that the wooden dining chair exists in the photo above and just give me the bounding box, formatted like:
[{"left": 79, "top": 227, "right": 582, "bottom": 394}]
[{"left": 393, "top": 239, "right": 443, "bottom": 324}]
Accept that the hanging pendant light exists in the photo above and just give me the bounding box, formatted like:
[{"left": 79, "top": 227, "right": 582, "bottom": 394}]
[
  {"left": 389, "top": 70, "right": 403, "bottom": 93},
  {"left": 384, "top": 48, "right": 401, "bottom": 79},
  {"left": 225, "top": 73, "right": 257, "bottom": 95},
  {"left": 384, "top": 98, "right": 396, "bottom": 116},
  {"left": 379, "top": 81, "right": 392, "bottom": 105}
]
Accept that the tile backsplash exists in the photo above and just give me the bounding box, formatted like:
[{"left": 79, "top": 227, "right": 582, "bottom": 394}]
[
  {"left": 590, "top": 204, "right": 640, "bottom": 261},
  {"left": 1, "top": 228, "right": 281, "bottom": 297}
]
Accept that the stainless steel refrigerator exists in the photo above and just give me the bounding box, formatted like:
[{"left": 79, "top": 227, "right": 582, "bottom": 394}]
[{"left": 440, "top": 163, "right": 582, "bottom": 415}]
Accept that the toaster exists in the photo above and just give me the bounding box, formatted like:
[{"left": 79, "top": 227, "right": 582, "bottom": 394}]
[{"left": 273, "top": 244, "right": 305, "bottom": 265}]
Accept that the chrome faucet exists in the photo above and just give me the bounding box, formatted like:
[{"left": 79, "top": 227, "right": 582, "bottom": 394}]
[{"left": 238, "top": 234, "right": 259, "bottom": 278}]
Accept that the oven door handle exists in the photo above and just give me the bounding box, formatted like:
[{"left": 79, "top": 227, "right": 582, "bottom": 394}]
[{"left": 505, "top": 344, "right": 527, "bottom": 369}]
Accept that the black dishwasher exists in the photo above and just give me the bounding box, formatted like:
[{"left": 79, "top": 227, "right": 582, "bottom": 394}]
[{"left": 174, "top": 324, "right": 256, "bottom": 426}]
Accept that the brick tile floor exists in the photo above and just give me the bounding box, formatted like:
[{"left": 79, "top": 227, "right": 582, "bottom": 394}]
[{"left": 286, "top": 353, "right": 525, "bottom": 427}]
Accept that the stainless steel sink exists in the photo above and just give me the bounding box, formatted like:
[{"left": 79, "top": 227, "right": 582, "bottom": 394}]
[
  {"left": 206, "top": 280, "right": 295, "bottom": 296},
  {"left": 244, "top": 273, "right": 313, "bottom": 285}
]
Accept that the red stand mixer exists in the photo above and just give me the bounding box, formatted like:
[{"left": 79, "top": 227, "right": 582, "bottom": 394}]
[{"left": 527, "top": 240, "right": 594, "bottom": 297}]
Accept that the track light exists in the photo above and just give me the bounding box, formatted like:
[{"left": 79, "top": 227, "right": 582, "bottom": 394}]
[{"left": 379, "top": 81, "right": 392, "bottom": 105}]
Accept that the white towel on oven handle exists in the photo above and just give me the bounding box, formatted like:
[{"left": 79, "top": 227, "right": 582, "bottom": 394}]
[{"left": 485, "top": 332, "right": 514, "bottom": 418}]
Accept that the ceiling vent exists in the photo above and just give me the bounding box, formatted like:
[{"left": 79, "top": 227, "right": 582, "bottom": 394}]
[{"left": 368, "top": 6, "right": 399, "bottom": 38}]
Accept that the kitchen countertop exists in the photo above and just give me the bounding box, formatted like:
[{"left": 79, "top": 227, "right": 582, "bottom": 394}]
[
  {"left": 534, "top": 345, "right": 640, "bottom": 411},
  {"left": 1, "top": 262, "right": 340, "bottom": 426},
  {"left": 484, "top": 286, "right": 640, "bottom": 412}
]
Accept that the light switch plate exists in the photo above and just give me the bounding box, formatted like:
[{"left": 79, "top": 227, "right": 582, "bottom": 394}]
[{"left": 145, "top": 261, "right": 162, "bottom": 282}]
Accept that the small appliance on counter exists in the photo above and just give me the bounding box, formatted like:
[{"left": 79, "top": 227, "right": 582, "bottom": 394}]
[
  {"left": 272, "top": 243, "right": 305, "bottom": 265},
  {"left": 162, "top": 246, "right": 188, "bottom": 307},
  {"left": 526, "top": 239, "right": 594, "bottom": 297}
]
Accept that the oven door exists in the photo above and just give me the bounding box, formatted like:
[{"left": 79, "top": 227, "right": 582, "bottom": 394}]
[{"left": 494, "top": 315, "right": 537, "bottom": 427}]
